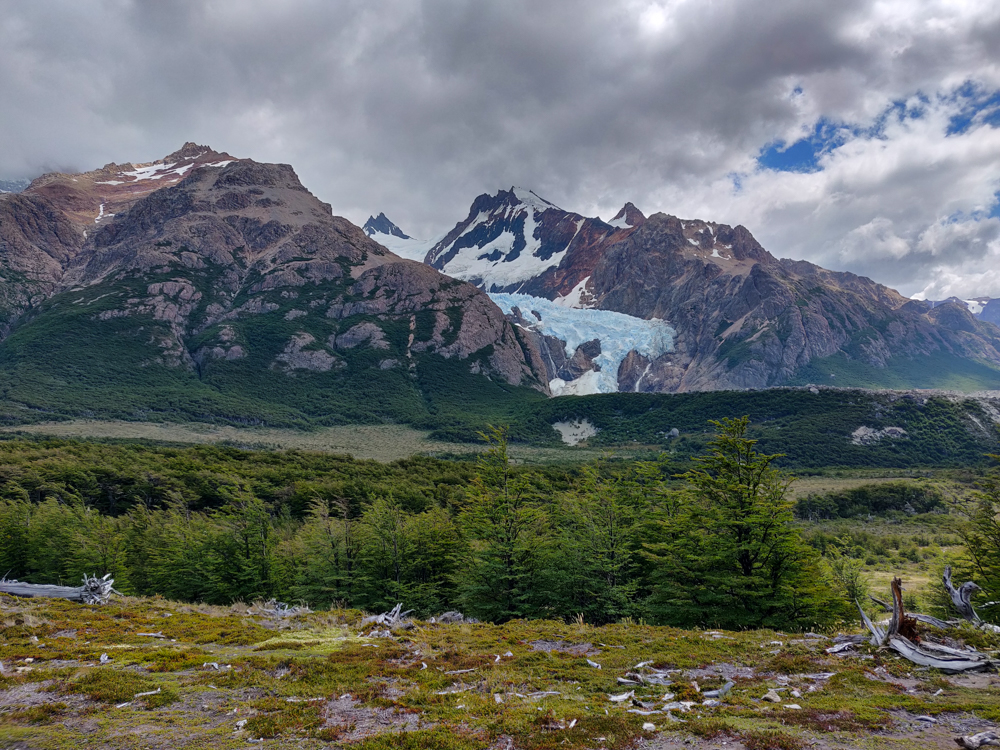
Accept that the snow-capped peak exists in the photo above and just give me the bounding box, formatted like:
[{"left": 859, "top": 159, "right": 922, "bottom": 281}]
[{"left": 511, "top": 187, "right": 560, "bottom": 213}]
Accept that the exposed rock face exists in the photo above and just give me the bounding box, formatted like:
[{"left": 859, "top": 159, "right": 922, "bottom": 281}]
[
  {"left": 589, "top": 213, "right": 1000, "bottom": 390},
  {"left": 0, "top": 192, "right": 84, "bottom": 334},
  {"left": 0, "top": 147, "right": 544, "bottom": 422},
  {"left": 424, "top": 187, "right": 1000, "bottom": 392},
  {"left": 426, "top": 187, "right": 640, "bottom": 299},
  {"left": 363, "top": 213, "right": 410, "bottom": 239}
]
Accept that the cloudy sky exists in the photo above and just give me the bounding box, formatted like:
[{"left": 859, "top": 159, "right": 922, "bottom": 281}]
[{"left": 2, "top": 0, "right": 1000, "bottom": 299}]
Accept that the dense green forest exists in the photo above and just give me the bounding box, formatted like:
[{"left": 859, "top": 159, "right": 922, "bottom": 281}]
[{"left": 3, "top": 421, "right": 998, "bottom": 631}]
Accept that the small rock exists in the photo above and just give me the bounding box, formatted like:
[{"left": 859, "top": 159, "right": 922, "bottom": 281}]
[
  {"left": 915, "top": 715, "right": 937, "bottom": 723},
  {"left": 785, "top": 704, "right": 802, "bottom": 710},
  {"left": 762, "top": 689, "right": 781, "bottom": 703},
  {"left": 703, "top": 681, "right": 734, "bottom": 698},
  {"left": 642, "top": 722, "right": 656, "bottom": 731},
  {"left": 791, "top": 689, "right": 802, "bottom": 698}
]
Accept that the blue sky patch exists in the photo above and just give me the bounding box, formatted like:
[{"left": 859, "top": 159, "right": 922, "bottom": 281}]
[
  {"left": 757, "top": 118, "right": 854, "bottom": 173},
  {"left": 946, "top": 82, "right": 1000, "bottom": 136},
  {"left": 757, "top": 96, "right": 931, "bottom": 174}
]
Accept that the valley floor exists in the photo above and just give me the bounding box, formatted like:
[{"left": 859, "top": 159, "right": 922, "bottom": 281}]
[
  {"left": 2, "top": 594, "right": 999, "bottom": 750},
  {"left": 0, "top": 421, "right": 635, "bottom": 464}
]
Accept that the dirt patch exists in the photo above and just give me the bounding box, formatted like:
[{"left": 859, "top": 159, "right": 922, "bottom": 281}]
[
  {"left": 322, "top": 693, "right": 423, "bottom": 740},
  {"left": 528, "top": 640, "right": 599, "bottom": 656},
  {"left": 0, "top": 682, "right": 61, "bottom": 709}
]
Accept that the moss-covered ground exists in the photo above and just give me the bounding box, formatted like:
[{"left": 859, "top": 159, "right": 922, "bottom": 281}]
[{"left": 1, "top": 594, "right": 998, "bottom": 749}]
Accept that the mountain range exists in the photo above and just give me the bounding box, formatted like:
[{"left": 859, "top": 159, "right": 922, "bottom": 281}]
[
  {"left": 366, "top": 188, "right": 1000, "bottom": 394},
  {"left": 1, "top": 143, "right": 1000, "bottom": 437},
  {"left": 0, "top": 144, "right": 543, "bottom": 429}
]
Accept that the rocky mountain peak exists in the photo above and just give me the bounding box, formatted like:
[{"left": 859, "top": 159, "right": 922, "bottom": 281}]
[
  {"left": 164, "top": 142, "right": 222, "bottom": 162},
  {"left": 363, "top": 212, "right": 410, "bottom": 239},
  {"left": 21, "top": 143, "right": 240, "bottom": 234},
  {"left": 609, "top": 202, "right": 645, "bottom": 229}
]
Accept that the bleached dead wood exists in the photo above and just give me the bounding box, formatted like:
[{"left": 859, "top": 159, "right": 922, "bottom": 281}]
[
  {"left": 858, "top": 576, "right": 994, "bottom": 673},
  {"left": 360, "top": 603, "right": 414, "bottom": 634},
  {"left": 0, "top": 574, "right": 117, "bottom": 604},
  {"left": 944, "top": 566, "right": 983, "bottom": 623},
  {"left": 887, "top": 636, "right": 990, "bottom": 673},
  {"left": 956, "top": 730, "right": 1000, "bottom": 748}
]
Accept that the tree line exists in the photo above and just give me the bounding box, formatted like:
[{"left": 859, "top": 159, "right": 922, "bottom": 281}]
[{"left": 3, "top": 419, "right": 997, "bottom": 630}]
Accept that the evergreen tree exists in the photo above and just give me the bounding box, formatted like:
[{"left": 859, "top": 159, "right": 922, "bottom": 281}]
[
  {"left": 647, "top": 417, "right": 840, "bottom": 630},
  {"left": 953, "top": 458, "right": 1000, "bottom": 623},
  {"left": 545, "top": 462, "right": 645, "bottom": 623},
  {"left": 281, "top": 495, "right": 358, "bottom": 608},
  {"left": 456, "top": 426, "right": 546, "bottom": 622}
]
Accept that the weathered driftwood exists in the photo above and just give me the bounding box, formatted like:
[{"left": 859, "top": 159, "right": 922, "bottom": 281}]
[
  {"left": 858, "top": 576, "right": 994, "bottom": 673},
  {"left": 956, "top": 730, "right": 1000, "bottom": 749},
  {"left": 0, "top": 574, "right": 117, "bottom": 605}
]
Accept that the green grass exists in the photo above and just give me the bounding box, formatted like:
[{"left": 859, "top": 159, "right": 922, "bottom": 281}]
[
  {"left": 5, "top": 593, "right": 1000, "bottom": 749},
  {"left": 788, "top": 350, "right": 1000, "bottom": 391}
]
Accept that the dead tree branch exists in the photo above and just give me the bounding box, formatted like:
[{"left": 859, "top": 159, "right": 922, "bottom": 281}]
[
  {"left": 0, "top": 574, "right": 117, "bottom": 605},
  {"left": 944, "top": 566, "right": 982, "bottom": 623}
]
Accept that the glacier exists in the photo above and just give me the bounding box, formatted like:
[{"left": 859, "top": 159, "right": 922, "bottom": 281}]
[{"left": 488, "top": 292, "right": 675, "bottom": 396}]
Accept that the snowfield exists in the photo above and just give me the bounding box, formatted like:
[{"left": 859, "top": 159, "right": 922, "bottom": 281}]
[
  {"left": 488, "top": 292, "right": 675, "bottom": 396},
  {"left": 367, "top": 230, "right": 443, "bottom": 263}
]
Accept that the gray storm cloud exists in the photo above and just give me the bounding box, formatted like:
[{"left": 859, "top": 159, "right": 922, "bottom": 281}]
[{"left": 2, "top": 0, "right": 1000, "bottom": 298}]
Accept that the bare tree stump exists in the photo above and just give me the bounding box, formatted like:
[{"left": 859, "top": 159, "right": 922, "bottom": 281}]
[{"left": 944, "top": 566, "right": 982, "bottom": 623}]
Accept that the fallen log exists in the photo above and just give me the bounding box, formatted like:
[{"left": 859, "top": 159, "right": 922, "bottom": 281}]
[
  {"left": 0, "top": 574, "right": 117, "bottom": 605},
  {"left": 887, "top": 636, "right": 990, "bottom": 673},
  {"left": 858, "top": 576, "right": 995, "bottom": 673},
  {"left": 360, "top": 603, "right": 414, "bottom": 632},
  {"left": 956, "top": 730, "right": 1000, "bottom": 749}
]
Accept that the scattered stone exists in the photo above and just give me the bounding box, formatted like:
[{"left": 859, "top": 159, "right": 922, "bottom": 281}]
[{"left": 763, "top": 689, "right": 782, "bottom": 703}]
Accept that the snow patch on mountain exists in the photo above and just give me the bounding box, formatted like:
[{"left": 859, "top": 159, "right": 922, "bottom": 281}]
[
  {"left": 368, "top": 231, "right": 442, "bottom": 263},
  {"left": 428, "top": 187, "right": 582, "bottom": 290},
  {"left": 553, "top": 276, "right": 594, "bottom": 309},
  {"left": 512, "top": 187, "right": 559, "bottom": 212},
  {"left": 488, "top": 292, "right": 675, "bottom": 396},
  {"left": 442, "top": 218, "right": 563, "bottom": 288}
]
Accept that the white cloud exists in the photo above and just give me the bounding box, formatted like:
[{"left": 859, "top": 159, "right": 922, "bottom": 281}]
[{"left": 2, "top": 0, "right": 1000, "bottom": 298}]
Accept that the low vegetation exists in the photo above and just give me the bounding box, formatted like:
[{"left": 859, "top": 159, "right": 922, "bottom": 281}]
[
  {"left": 2, "top": 418, "right": 1000, "bottom": 747},
  {"left": 3, "top": 591, "right": 999, "bottom": 749}
]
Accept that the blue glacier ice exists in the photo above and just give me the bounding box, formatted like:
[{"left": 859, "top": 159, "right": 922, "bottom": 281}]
[{"left": 488, "top": 292, "right": 675, "bottom": 395}]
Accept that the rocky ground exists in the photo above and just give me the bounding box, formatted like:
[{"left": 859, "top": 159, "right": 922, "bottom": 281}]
[{"left": 1, "top": 595, "right": 999, "bottom": 749}]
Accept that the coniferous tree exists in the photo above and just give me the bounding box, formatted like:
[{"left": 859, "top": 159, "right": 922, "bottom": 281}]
[
  {"left": 647, "top": 417, "right": 841, "bottom": 630},
  {"left": 952, "top": 458, "right": 1000, "bottom": 623},
  {"left": 456, "top": 426, "right": 546, "bottom": 622}
]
